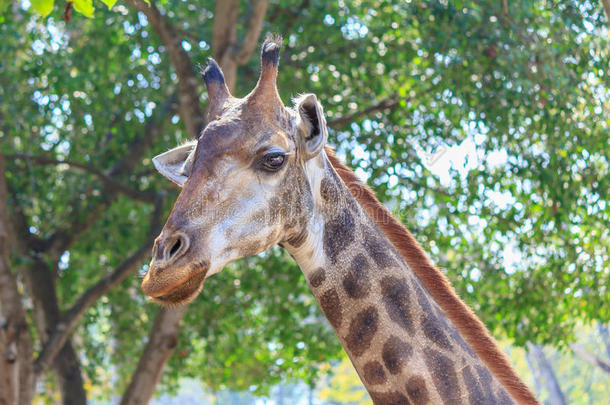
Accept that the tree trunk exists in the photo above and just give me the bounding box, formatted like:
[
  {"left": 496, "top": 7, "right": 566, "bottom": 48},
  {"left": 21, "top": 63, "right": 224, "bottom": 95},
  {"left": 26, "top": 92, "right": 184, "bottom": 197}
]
[
  {"left": 571, "top": 343, "right": 610, "bottom": 374},
  {"left": 528, "top": 343, "right": 567, "bottom": 405},
  {"left": 599, "top": 322, "right": 610, "bottom": 360},
  {"left": 602, "top": 0, "right": 610, "bottom": 24},
  {"left": 277, "top": 382, "right": 285, "bottom": 405},
  {"left": 119, "top": 305, "right": 188, "bottom": 405},
  {"left": 128, "top": 0, "right": 204, "bottom": 139},
  {"left": 0, "top": 156, "right": 35, "bottom": 405},
  {"left": 212, "top": 0, "right": 239, "bottom": 87},
  {"left": 53, "top": 347, "right": 88, "bottom": 405},
  {"left": 23, "top": 257, "right": 87, "bottom": 405},
  {"left": 211, "top": 0, "right": 269, "bottom": 90},
  {"left": 525, "top": 349, "right": 543, "bottom": 399}
]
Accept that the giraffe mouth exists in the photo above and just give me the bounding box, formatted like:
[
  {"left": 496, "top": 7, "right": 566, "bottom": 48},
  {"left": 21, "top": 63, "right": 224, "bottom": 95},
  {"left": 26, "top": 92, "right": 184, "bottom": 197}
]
[
  {"left": 142, "top": 260, "right": 210, "bottom": 306},
  {"left": 149, "top": 269, "right": 208, "bottom": 306}
]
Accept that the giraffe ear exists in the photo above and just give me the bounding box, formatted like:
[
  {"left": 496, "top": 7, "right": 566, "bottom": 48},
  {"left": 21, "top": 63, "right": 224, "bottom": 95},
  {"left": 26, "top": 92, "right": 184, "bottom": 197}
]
[
  {"left": 152, "top": 141, "right": 197, "bottom": 187},
  {"left": 296, "top": 94, "right": 327, "bottom": 159}
]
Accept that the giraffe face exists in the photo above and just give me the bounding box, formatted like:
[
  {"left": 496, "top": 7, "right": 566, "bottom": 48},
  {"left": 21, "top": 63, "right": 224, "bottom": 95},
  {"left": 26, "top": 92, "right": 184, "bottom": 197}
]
[{"left": 142, "top": 40, "right": 328, "bottom": 305}]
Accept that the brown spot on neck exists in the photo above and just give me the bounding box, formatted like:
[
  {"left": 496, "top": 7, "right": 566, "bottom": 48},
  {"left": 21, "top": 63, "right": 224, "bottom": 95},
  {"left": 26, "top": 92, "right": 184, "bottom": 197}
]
[
  {"left": 423, "top": 347, "right": 461, "bottom": 405},
  {"left": 320, "top": 176, "right": 339, "bottom": 203},
  {"left": 308, "top": 267, "right": 326, "bottom": 288},
  {"left": 322, "top": 209, "right": 355, "bottom": 264},
  {"left": 318, "top": 288, "right": 342, "bottom": 329},
  {"left": 363, "top": 227, "right": 398, "bottom": 268},
  {"left": 342, "top": 253, "right": 371, "bottom": 299},
  {"left": 362, "top": 361, "right": 386, "bottom": 385},
  {"left": 476, "top": 365, "right": 498, "bottom": 403},
  {"left": 380, "top": 276, "right": 415, "bottom": 335},
  {"left": 420, "top": 312, "right": 452, "bottom": 350},
  {"left": 369, "top": 391, "right": 410, "bottom": 405},
  {"left": 405, "top": 376, "right": 430, "bottom": 405},
  {"left": 382, "top": 335, "right": 413, "bottom": 375},
  {"left": 463, "top": 365, "right": 486, "bottom": 404},
  {"left": 345, "top": 306, "right": 379, "bottom": 357}
]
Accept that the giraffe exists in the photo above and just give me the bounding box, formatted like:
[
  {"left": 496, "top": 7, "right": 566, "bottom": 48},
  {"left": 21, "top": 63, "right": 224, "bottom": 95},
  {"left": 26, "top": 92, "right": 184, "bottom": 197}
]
[{"left": 142, "top": 36, "right": 538, "bottom": 405}]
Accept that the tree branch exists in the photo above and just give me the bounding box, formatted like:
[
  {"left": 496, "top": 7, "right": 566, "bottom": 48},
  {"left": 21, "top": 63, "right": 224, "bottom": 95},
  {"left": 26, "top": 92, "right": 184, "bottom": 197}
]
[
  {"left": 268, "top": 0, "right": 310, "bottom": 37},
  {"left": 212, "top": 0, "right": 239, "bottom": 62},
  {"left": 502, "top": 0, "right": 508, "bottom": 16},
  {"left": 571, "top": 343, "right": 610, "bottom": 374},
  {"left": 327, "top": 96, "right": 401, "bottom": 129},
  {"left": 267, "top": 0, "right": 309, "bottom": 24},
  {"left": 128, "top": 0, "right": 204, "bottom": 139},
  {"left": 600, "top": 322, "right": 610, "bottom": 359},
  {"left": 33, "top": 193, "right": 165, "bottom": 375},
  {"left": 210, "top": 0, "right": 241, "bottom": 89},
  {"left": 602, "top": 0, "right": 610, "bottom": 24},
  {"left": 527, "top": 343, "right": 567, "bottom": 405},
  {"left": 4, "top": 154, "right": 157, "bottom": 203},
  {"left": 42, "top": 93, "right": 177, "bottom": 258},
  {"left": 110, "top": 93, "right": 178, "bottom": 177},
  {"left": 5, "top": 183, "right": 46, "bottom": 253},
  {"left": 232, "top": 0, "right": 270, "bottom": 64}
]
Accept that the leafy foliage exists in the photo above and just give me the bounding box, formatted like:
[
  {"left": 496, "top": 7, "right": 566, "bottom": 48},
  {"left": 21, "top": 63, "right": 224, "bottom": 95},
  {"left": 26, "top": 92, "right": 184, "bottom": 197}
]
[
  {"left": 27, "top": 0, "right": 124, "bottom": 18},
  {"left": 318, "top": 357, "right": 372, "bottom": 405},
  {"left": 1, "top": 0, "right": 608, "bottom": 399},
  {"left": 31, "top": 0, "right": 54, "bottom": 17}
]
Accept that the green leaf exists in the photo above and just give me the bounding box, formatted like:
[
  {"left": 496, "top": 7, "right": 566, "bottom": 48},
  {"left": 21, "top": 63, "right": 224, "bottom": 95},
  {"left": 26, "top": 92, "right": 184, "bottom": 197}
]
[
  {"left": 31, "top": 0, "right": 54, "bottom": 16},
  {"left": 73, "top": 0, "right": 94, "bottom": 17},
  {"left": 0, "top": 0, "right": 11, "bottom": 14},
  {"left": 100, "top": 0, "right": 117, "bottom": 9}
]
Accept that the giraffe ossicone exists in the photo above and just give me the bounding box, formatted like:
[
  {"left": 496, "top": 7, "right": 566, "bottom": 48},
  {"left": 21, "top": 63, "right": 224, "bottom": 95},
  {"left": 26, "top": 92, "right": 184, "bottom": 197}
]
[{"left": 144, "top": 35, "right": 538, "bottom": 405}]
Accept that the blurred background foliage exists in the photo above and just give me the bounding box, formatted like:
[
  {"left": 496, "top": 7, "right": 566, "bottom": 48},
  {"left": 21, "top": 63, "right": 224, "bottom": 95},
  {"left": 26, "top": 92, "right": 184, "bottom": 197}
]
[{"left": 0, "top": 0, "right": 608, "bottom": 403}]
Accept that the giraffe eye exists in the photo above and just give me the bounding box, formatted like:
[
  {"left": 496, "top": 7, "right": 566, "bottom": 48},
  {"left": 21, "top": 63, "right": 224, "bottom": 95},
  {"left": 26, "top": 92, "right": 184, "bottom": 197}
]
[{"left": 261, "top": 152, "right": 285, "bottom": 171}]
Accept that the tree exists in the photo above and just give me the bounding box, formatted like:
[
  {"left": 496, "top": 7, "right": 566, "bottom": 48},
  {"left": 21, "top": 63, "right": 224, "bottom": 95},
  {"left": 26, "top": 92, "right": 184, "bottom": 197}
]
[
  {"left": 527, "top": 343, "right": 567, "bottom": 405},
  {"left": 317, "top": 357, "right": 371, "bottom": 405},
  {"left": 1, "top": 0, "right": 608, "bottom": 403},
  {"left": 519, "top": 324, "right": 610, "bottom": 405}
]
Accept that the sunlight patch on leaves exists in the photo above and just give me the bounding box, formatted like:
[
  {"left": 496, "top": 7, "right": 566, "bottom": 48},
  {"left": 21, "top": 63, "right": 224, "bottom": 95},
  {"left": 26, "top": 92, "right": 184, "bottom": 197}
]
[
  {"left": 31, "top": 0, "right": 54, "bottom": 16},
  {"left": 73, "top": 0, "right": 94, "bottom": 17},
  {"left": 100, "top": 0, "right": 117, "bottom": 9}
]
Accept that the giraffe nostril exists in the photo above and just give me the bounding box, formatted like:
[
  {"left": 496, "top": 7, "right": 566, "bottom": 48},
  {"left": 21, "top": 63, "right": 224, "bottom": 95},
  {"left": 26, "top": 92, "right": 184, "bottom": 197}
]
[
  {"left": 169, "top": 239, "right": 181, "bottom": 258},
  {"left": 162, "top": 233, "right": 189, "bottom": 262}
]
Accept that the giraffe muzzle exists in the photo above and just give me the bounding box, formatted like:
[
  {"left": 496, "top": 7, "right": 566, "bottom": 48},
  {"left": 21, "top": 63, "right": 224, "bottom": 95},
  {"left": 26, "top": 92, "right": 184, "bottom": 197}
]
[{"left": 141, "top": 260, "right": 209, "bottom": 306}]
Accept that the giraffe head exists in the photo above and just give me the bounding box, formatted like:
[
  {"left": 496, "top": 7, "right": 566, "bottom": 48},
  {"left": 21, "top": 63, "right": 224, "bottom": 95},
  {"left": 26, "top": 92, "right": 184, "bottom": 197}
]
[{"left": 142, "top": 37, "right": 328, "bottom": 305}]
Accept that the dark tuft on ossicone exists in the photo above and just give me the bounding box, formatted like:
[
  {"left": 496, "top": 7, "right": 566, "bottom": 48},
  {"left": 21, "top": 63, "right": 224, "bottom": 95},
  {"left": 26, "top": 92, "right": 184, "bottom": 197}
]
[
  {"left": 261, "top": 34, "right": 282, "bottom": 66},
  {"left": 202, "top": 58, "right": 225, "bottom": 84}
]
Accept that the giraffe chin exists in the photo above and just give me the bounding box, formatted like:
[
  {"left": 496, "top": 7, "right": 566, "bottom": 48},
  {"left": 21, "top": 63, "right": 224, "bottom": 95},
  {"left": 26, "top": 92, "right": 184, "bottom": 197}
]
[{"left": 148, "top": 268, "right": 208, "bottom": 307}]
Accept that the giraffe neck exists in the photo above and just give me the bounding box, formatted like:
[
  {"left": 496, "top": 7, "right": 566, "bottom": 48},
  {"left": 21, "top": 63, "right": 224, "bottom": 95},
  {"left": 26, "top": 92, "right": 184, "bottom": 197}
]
[{"left": 284, "top": 153, "right": 515, "bottom": 404}]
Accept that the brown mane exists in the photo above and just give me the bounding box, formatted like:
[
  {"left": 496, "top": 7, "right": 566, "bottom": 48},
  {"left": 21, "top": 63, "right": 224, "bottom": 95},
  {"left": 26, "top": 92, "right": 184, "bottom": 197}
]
[{"left": 325, "top": 146, "right": 538, "bottom": 405}]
